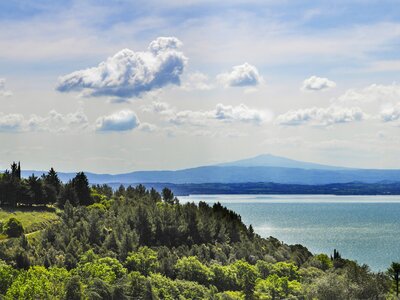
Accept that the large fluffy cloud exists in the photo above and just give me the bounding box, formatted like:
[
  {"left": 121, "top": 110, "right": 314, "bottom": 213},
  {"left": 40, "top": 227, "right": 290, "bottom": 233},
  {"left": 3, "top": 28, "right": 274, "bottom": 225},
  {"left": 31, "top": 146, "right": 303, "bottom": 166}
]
[
  {"left": 217, "top": 63, "right": 263, "bottom": 87},
  {"left": 0, "top": 78, "right": 12, "bottom": 97},
  {"left": 96, "top": 110, "right": 140, "bottom": 132},
  {"left": 57, "top": 37, "right": 187, "bottom": 98},
  {"left": 301, "top": 76, "right": 336, "bottom": 91},
  {"left": 0, "top": 109, "right": 88, "bottom": 132},
  {"left": 276, "top": 106, "right": 366, "bottom": 127}
]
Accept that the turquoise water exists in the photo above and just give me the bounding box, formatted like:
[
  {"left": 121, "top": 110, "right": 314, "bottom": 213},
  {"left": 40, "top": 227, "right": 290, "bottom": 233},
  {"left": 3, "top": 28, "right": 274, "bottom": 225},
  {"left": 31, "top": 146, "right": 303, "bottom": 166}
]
[{"left": 179, "top": 194, "right": 400, "bottom": 271}]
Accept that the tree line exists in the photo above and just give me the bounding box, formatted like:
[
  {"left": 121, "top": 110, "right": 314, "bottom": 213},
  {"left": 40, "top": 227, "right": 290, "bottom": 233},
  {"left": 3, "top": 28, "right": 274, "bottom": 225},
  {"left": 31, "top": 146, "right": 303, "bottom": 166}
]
[{"left": 0, "top": 162, "right": 105, "bottom": 208}]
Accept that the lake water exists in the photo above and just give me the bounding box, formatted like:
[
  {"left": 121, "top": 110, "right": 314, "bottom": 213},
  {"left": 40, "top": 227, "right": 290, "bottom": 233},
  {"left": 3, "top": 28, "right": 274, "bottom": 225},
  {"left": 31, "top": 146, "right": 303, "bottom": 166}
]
[{"left": 179, "top": 194, "right": 400, "bottom": 271}]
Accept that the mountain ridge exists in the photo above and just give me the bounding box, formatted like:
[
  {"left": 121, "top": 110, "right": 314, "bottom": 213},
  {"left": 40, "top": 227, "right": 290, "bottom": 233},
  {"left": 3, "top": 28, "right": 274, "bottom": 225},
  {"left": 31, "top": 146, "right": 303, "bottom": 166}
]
[
  {"left": 18, "top": 153, "right": 400, "bottom": 185},
  {"left": 216, "top": 154, "right": 351, "bottom": 170}
]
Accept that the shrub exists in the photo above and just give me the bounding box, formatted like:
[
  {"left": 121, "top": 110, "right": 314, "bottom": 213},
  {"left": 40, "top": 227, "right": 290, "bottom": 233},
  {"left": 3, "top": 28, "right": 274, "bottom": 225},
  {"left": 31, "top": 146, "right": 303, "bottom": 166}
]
[{"left": 3, "top": 218, "right": 24, "bottom": 238}]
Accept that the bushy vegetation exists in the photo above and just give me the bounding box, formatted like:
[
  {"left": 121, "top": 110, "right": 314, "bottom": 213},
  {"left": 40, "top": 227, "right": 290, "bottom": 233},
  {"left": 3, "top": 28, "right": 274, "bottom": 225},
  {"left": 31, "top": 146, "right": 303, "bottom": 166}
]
[
  {"left": 0, "top": 163, "right": 396, "bottom": 299},
  {"left": 3, "top": 217, "right": 24, "bottom": 238}
]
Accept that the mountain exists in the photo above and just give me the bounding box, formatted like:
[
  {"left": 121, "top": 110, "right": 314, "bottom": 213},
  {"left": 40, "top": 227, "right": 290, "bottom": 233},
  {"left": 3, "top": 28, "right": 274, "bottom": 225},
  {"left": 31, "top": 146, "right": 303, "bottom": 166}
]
[
  {"left": 20, "top": 154, "right": 400, "bottom": 185},
  {"left": 217, "top": 154, "right": 349, "bottom": 170}
]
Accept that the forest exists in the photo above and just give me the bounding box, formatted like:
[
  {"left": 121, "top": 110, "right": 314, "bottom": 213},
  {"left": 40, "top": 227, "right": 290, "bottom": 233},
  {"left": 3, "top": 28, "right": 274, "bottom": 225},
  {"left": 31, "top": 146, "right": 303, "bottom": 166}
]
[{"left": 0, "top": 162, "right": 399, "bottom": 299}]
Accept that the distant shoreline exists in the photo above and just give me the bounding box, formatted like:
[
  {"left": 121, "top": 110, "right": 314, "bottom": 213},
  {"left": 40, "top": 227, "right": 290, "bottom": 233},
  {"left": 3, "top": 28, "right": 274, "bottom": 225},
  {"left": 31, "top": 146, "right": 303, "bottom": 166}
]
[{"left": 104, "top": 181, "right": 400, "bottom": 196}]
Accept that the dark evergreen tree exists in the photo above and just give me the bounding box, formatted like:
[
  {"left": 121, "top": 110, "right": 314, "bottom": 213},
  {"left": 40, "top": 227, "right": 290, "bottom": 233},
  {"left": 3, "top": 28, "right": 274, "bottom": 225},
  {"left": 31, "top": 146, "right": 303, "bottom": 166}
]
[
  {"left": 115, "top": 185, "right": 126, "bottom": 197},
  {"left": 27, "top": 174, "right": 45, "bottom": 205},
  {"left": 72, "top": 172, "right": 92, "bottom": 206},
  {"left": 64, "top": 276, "right": 84, "bottom": 300},
  {"left": 162, "top": 188, "right": 175, "bottom": 204},
  {"left": 389, "top": 262, "right": 400, "bottom": 297},
  {"left": 59, "top": 181, "right": 79, "bottom": 207}
]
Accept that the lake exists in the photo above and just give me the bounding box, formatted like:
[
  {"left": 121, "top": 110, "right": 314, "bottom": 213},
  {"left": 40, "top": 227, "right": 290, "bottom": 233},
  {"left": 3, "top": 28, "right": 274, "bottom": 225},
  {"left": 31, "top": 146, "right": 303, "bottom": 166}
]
[{"left": 179, "top": 194, "right": 400, "bottom": 271}]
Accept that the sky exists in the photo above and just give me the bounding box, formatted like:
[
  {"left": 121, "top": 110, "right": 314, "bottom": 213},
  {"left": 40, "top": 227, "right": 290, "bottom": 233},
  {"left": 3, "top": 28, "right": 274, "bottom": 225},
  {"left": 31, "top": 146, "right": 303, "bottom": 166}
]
[{"left": 1, "top": 0, "right": 400, "bottom": 173}]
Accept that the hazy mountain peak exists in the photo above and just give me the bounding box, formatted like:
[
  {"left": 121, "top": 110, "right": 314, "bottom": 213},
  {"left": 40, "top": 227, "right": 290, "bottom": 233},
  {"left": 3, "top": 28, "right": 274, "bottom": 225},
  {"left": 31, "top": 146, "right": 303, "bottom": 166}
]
[{"left": 217, "top": 153, "right": 348, "bottom": 170}]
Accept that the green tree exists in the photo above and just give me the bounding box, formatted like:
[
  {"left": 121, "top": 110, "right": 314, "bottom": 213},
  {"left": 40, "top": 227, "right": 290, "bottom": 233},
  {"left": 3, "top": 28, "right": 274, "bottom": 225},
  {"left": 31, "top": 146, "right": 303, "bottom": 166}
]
[
  {"left": 210, "top": 264, "right": 238, "bottom": 291},
  {"left": 44, "top": 168, "right": 61, "bottom": 193},
  {"left": 0, "top": 260, "right": 17, "bottom": 295},
  {"left": 6, "top": 266, "right": 70, "bottom": 299},
  {"left": 27, "top": 174, "right": 45, "bottom": 205},
  {"left": 254, "top": 274, "right": 302, "bottom": 300},
  {"left": 72, "top": 172, "right": 92, "bottom": 206},
  {"left": 64, "top": 275, "right": 84, "bottom": 300},
  {"left": 75, "top": 253, "right": 126, "bottom": 285},
  {"left": 305, "top": 253, "right": 333, "bottom": 271},
  {"left": 59, "top": 182, "right": 79, "bottom": 207},
  {"left": 3, "top": 217, "right": 24, "bottom": 237},
  {"left": 231, "top": 260, "right": 259, "bottom": 300},
  {"left": 85, "top": 278, "right": 113, "bottom": 300},
  {"left": 42, "top": 167, "right": 61, "bottom": 205},
  {"left": 389, "top": 262, "right": 400, "bottom": 297},
  {"left": 125, "top": 247, "right": 159, "bottom": 276},
  {"left": 271, "top": 262, "right": 299, "bottom": 281},
  {"left": 175, "top": 256, "right": 211, "bottom": 286},
  {"left": 162, "top": 188, "right": 175, "bottom": 204}
]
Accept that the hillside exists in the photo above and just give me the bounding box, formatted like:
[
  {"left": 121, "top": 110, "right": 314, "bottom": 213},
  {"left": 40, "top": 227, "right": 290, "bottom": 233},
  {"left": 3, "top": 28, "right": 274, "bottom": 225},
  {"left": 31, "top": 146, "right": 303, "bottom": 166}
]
[{"left": 0, "top": 179, "right": 393, "bottom": 299}]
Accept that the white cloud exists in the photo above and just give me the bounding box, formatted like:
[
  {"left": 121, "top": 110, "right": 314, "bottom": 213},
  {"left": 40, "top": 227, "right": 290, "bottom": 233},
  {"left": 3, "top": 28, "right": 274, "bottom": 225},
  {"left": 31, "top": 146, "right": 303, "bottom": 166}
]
[
  {"left": 336, "top": 83, "right": 400, "bottom": 103},
  {"left": 139, "top": 122, "right": 158, "bottom": 132},
  {"left": 0, "top": 109, "right": 89, "bottom": 133},
  {"left": 141, "top": 101, "right": 173, "bottom": 115},
  {"left": 276, "top": 105, "right": 366, "bottom": 127},
  {"left": 217, "top": 63, "right": 263, "bottom": 87},
  {"left": 0, "top": 113, "right": 24, "bottom": 131},
  {"left": 148, "top": 36, "right": 182, "bottom": 54},
  {"left": 0, "top": 78, "right": 12, "bottom": 97},
  {"left": 96, "top": 110, "right": 140, "bottom": 132},
  {"left": 380, "top": 103, "right": 400, "bottom": 124},
  {"left": 169, "top": 109, "right": 213, "bottom": 126},
  {"left": 57, "top": 37, "right": 187, "bottom": 98},
  {"left": 215, "top": 103, "right": 266, "bottom": 124},
  {"left": 301, "top": 75, "right": 336, "bottom": 91},
  {"left": 181, "top": 72, "right": 213, "bottom": 91},
  {"left": 168, "top": 103, "right": 268, "bottom": 126}
]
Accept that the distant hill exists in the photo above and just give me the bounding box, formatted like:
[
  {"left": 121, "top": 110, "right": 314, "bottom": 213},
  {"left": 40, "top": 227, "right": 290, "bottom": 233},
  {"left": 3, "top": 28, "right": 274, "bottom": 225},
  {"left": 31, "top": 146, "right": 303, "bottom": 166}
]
[
  {"left": 20, "top": 154, "right": 400, "bottom": 185},
  {"left": 217, "top": 154, "right": 350, "bottom": 170}
]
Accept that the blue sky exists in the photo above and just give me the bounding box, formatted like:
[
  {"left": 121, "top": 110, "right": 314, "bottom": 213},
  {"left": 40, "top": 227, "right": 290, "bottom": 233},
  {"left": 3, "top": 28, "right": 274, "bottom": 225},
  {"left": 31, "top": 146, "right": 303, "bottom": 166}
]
[{"left": 1, "top": 0, "right": 400, "bottom": 172}]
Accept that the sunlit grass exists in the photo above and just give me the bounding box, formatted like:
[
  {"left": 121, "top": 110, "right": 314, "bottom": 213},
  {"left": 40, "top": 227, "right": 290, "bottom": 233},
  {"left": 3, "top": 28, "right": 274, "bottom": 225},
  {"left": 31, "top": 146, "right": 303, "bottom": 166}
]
[{"left": 0, "top": 206, "right": 60, "bottom": 238}]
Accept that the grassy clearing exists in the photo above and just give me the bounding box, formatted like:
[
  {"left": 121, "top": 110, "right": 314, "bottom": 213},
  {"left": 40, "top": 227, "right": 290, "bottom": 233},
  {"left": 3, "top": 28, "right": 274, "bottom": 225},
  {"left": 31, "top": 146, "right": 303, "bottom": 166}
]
[{"left": 0, "top": 206, "right": 60, "bottom": 239}]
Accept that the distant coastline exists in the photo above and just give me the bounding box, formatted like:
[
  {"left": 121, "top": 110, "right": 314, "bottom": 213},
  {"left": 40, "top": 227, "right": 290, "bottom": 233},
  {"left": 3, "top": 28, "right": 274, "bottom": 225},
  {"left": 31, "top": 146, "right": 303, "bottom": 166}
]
[{"left": 107, "top": 181, "right": 400, "bottom": 196}]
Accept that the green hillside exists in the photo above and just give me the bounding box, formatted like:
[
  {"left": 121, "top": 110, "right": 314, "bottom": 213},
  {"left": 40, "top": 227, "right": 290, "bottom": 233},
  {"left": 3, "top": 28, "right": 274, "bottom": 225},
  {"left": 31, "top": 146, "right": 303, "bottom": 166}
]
[{"left": 0, "top": 207, "right": 59, "bottom": 239}]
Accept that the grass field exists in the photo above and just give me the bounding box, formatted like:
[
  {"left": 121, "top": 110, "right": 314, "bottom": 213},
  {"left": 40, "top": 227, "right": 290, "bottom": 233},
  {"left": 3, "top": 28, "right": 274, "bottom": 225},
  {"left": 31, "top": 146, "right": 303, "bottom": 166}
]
[{"left": 0, "top": 206, "right": 60, "bottom": 240}]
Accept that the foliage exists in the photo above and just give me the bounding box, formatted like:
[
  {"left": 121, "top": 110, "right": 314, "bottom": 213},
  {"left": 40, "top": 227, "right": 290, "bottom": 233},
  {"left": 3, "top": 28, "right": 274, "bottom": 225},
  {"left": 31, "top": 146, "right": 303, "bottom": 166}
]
[
  {"left": 388, "top": 262, "right": 400, "bottom": 297},
  {"left": 125, "top": 246, "right": 159, "bottom": 276},
  {"left": 175, "top": 256, "right": 211, "bottom": 285},
  {"left": 5, "top": 266, "right": 70, "bottom": 299},
  {"left": 3, "top": 218, "right": 24, "bottom": 238},
  {"left": 254, "top": 274, "right": 302, "bottom": 300},
  {"left": 0, "top": 260, "right": 18, "bottom": 294}
]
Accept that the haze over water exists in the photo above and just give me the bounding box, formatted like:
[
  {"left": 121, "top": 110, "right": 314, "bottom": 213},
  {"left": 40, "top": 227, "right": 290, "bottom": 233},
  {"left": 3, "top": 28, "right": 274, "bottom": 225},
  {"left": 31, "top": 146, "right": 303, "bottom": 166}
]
[{"left": 180, "top": 194, "right": 400, "bottom": 271}]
